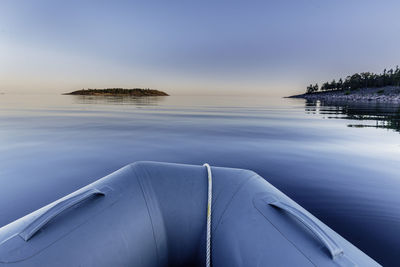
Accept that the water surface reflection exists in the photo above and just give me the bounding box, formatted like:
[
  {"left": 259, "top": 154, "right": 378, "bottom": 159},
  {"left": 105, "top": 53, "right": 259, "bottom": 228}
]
[
  {"left": 306, "top": 99, "right": 400, "bottom": 133},
  {"left": 0, "top": 94, "right": 399, "bottom": 265},
  {"left": 70, "top": 95, "right": 168, "bottom": 106}
]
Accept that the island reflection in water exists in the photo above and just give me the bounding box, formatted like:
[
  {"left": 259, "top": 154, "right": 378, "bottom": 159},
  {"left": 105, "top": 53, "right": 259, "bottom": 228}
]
[
  {"left": 0, "top": 94, "right": 399, "bottom": 266},
  {"left": 71, "top": 95, "right": 168, "bottom": 106},
  {"left": 305, "top": 99, "right": 400, "bottom": 133}
]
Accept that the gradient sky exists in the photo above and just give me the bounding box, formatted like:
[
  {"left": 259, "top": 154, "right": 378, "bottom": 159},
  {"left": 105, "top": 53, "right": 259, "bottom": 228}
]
[{"left": 1, "top": 0, "right": 400, "bottom": 96}]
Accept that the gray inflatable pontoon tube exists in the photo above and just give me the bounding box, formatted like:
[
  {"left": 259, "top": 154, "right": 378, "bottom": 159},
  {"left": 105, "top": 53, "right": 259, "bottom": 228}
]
[{"left": 0, "top": 162, "right": 380, "bottom": 266}]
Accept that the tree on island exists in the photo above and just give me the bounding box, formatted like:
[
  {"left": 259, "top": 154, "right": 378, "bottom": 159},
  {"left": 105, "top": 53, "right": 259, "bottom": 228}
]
[{"left": 306, "top": 66, "right": 400, "bottom": 93}]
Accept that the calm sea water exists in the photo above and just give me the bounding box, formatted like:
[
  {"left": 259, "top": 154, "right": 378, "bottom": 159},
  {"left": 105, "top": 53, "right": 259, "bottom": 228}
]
[{"left": 1, "top": 94, "right": 399, "bottom": 265}]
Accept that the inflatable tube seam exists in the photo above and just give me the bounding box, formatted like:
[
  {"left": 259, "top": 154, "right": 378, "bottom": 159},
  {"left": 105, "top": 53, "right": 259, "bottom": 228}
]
[
  {"left": 130, "top": 164, "right": 168, "bottom": 266},
  {"left": 212, "top": 172, "right": 259, "bottom": 234}
]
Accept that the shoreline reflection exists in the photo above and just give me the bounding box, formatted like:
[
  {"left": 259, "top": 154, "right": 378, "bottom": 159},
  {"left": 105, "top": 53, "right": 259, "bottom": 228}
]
[
  {"left": 305, "top": 99, "right": 400, "bottom": 133},
  {"left": 69, "top": 95, "right": 167, "bottom": 106}
]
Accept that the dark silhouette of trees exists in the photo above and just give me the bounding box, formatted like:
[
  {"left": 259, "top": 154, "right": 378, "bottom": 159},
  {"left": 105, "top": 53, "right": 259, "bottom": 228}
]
[
  {"left": 306, "top": 66, "right": 400, "bottom": 93},
  {"left": 66, "top": 88, "right": 169, "bottom": 96},
  {"left": 306, "top": 83, "right": 319, "bottom": 93}
]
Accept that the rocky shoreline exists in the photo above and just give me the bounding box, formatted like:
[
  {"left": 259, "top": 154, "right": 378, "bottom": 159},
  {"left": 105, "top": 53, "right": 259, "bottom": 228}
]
[{"left": 288, "top": 86, "right": 400, "bottom": 103}]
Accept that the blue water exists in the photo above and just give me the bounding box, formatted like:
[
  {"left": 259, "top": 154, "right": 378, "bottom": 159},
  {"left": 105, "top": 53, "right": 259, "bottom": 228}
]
[{"left": 1, "top": 94, "right": 399, "bottom": 265}]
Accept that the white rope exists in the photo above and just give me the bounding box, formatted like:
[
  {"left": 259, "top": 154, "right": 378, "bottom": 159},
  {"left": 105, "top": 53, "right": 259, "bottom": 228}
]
[{"left": 203, "top": 163, "right": 212, "bottom": 267}]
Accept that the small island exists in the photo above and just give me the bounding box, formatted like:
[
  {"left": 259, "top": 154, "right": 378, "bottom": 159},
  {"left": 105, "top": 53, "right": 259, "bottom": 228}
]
[
  {"left": 289, "top": 66, "right": 400, "bottom": 103},
  {"left": 64, "top": 88, "right": 169, "bottom": 96}
]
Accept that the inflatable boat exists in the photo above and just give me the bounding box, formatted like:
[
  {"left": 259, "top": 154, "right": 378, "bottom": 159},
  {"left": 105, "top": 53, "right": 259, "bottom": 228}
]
[{"left": 0, "top": 162, "right": 380, "bottom": 266}]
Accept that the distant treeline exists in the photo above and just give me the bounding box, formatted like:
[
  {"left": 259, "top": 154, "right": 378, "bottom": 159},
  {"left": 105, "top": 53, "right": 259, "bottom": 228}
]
[
  {"left": 65, "top": 88, "right": 169, "bottom": 96},
  {"left": 306, "top": 66, "right": 400, "bottom": 93},
  {"left": 80, "top": 88, "right": 155, "bottom": 93}
]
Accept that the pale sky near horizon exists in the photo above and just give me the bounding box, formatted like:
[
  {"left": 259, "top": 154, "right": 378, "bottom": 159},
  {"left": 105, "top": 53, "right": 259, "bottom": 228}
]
[{"left": 1, "top": 0, "right": 400, "bottom": 96}]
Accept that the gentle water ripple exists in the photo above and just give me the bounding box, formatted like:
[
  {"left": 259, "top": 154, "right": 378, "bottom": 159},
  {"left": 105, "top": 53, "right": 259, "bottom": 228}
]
[{"left": 0, "top": 94, "right": 399, "bottom": 265}]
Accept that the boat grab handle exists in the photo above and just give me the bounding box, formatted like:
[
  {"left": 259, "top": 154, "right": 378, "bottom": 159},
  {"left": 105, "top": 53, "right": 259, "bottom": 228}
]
[
  {"left": 20, "top": 188, "right": 106, "bottom": 241},
  {"left": 267, "top": 199, "right": 343, "bottom": 259}
]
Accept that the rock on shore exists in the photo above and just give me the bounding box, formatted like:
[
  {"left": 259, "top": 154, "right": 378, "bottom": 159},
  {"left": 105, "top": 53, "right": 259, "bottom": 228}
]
[{"left": 288, "top": 86, "right": 400, "bottom": 103}]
